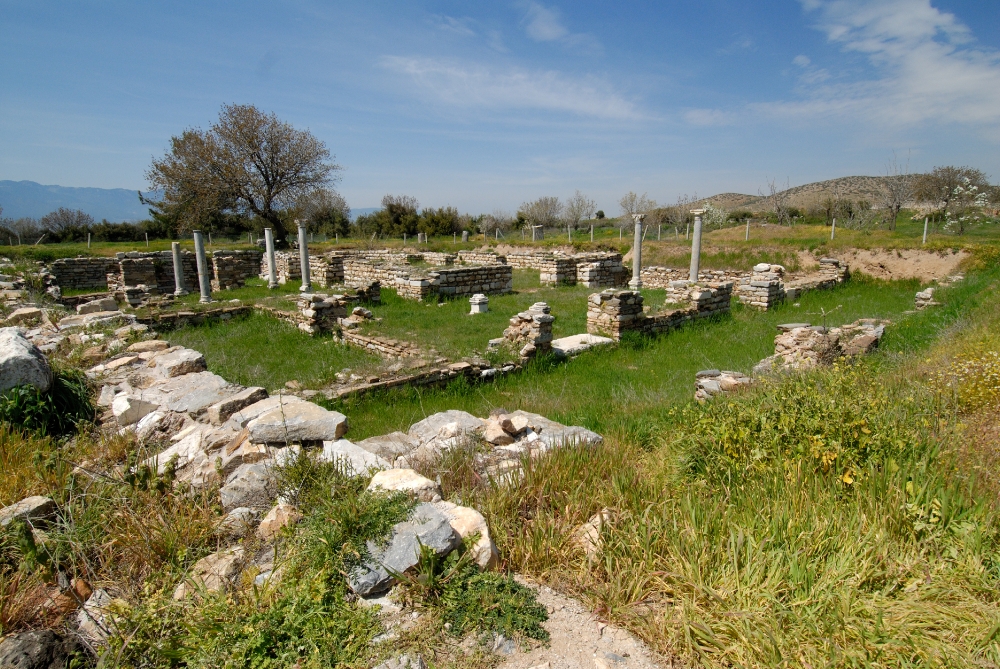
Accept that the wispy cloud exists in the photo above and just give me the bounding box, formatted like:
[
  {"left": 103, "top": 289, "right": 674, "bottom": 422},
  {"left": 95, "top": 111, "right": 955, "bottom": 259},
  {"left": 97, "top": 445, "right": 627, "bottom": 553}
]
[
  {"left": 692, "top": 0, "right": 1000, "bottom": 136},
  {"left": 381, "top": 56, "right": 639, "bottom": 120},
  {"left": 430, "top": 15, "right": 476, "bottom": 38},
  {"left": 520, "top": 2, "right": 601, "bottom": 53}
]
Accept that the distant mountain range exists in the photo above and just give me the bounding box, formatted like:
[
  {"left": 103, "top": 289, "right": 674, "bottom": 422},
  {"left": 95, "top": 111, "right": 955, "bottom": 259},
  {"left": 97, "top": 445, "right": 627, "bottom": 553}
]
[{"left": 0, "top": 180, "right": 154, "bottom": 222}]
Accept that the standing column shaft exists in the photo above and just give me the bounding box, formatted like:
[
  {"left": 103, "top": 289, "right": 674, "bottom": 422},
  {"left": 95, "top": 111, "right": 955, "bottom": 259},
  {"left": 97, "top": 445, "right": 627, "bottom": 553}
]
[
  {"left": 297, "top": 222, "right": 312, "bottom": 292},
  {"left": 171, "top": 241, "right": 187, "bottom": 296},
  {"left": 629, "top": 214, "right": 644, "bottom": 289},
  {"left": 688, "top": 211, "right": 704, "bottom": 282},
  {"left": 264, "top": 228, "right": 278, "bottom": 289},
  {"left": 192, "top": 231, "right": 212, "bottom": 303}
]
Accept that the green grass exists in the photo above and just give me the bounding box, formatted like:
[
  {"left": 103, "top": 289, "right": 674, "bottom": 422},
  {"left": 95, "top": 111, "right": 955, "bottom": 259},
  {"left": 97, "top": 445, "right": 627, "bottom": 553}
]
[
  {"left": 357, "top": 269, "right": 664, "bottom": 359},
  {"left": 333, "top": 274, "right": 924, "bottom": 440},
  {"left": 166, "top": 312, "right": 383, "bottom": 390}
]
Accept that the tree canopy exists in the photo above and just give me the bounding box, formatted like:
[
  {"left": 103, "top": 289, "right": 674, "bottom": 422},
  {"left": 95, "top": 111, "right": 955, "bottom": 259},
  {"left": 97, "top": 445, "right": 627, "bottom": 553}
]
[{"left": 145, "top": 104, "right": 341, "bottom": 243}]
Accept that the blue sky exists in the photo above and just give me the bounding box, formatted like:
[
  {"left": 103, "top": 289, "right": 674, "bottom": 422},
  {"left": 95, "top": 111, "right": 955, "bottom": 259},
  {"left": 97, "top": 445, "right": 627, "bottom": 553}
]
[{"left": 2, "top": 0, "right": 1000, "bottom": 216}]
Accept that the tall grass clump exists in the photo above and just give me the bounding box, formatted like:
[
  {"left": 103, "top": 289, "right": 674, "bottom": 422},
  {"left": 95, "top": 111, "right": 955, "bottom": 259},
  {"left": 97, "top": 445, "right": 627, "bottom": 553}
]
[
  {"left": 0, "top": 367, "right": 93, "bottom": 437},
  {"left": 477, "top": 355, "right": 1000, "bottom": 668}
]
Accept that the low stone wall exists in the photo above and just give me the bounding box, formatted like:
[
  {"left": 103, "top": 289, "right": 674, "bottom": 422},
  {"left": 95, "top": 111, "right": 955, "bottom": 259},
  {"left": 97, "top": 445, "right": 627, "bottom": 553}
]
[
  {"left": 135, "top": 305, "right": 253, "bottom": 329},
  {"left": 538, "top": 257, "right": 578, "bottom": 286},
  {"left": 457, "top": 251, "right": 507, "bottom": 265},
  {"left": 738, "top": 264, "right": 786, "bottom": 309},
  {"left": 344, "top": 258, "right": 408, "bottom": 286},
  {"left": 577, "top": 253, "right": 628, "bottom": 288},
  {"left": 586, "top": 283, "right": 733, "bottom": 341},
  {"left": 110, "top": 252, "right": 199, "bottom": 296},
  {"left": 754, "top": 319, "right": 886, "bottom": 373},
  {"left": 342, "top": 331, "right": 421, "bottom": 357},
  {"left": 430, "top": 265, "right": 513, "bottom": 297},
  {"left": 211, "top": 250, "right": 263, "bottom": 291},
  {"left": 310, "top": 254, "right": 345, "bottom": 288},
  {"left": 505, "top": 252, "right": 550, "bottom": 270},
  {"left": 641, "top": 266, "right": 744, "bottom": 288},
  {"left": 422, "top": 252, "right": 456, "bottom": 266},
  {"left": 51, "top": 257, "right": 120, "bottom": 291}
]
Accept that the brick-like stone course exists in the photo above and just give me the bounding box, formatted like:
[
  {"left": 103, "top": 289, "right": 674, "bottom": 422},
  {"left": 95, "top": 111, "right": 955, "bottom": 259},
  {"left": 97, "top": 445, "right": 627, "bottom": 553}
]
[
  {"left": 538, "top": 257, "right": 578, "bottom": 286},
  {"left": 211, "top": 250, "right": 264, "bottom": 291},
  {"left": 51, "top": 257, "right": 120, "bottom": 291},
  {"left": 586, "top": 283, "right": 733, "bottom": 341},
  {"left": 502, "top": 302, "right": 554, "bottom": 358},
  {"left": 456, "top": 251, "right": 507, "bottom": 265}
]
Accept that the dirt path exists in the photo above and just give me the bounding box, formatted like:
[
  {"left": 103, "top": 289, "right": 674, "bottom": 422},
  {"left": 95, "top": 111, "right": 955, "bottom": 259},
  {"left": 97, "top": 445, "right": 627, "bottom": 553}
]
[{"left": 498, "top": 578, "right": 671, "bottom": 669}]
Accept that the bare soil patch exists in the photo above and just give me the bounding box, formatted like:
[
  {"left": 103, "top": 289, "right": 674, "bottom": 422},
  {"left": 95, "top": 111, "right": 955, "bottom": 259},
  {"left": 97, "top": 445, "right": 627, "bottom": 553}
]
[
  {"left": 821, "top": 248, "right": 968, "bottom": 282},
  {"left": 499, "top": 578, "right": 669, "bottom": 669}
]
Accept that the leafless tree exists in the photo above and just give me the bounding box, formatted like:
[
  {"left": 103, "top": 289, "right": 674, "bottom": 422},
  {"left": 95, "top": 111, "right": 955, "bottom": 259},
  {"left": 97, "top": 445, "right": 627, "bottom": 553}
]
[
  {"left": 519, "top": 196, "right": 563, "bottom": 227},
  {"left": 7, "top": 217, "right": 42, "bottom": 244},
  {"left": 564, "top": 190, "right": 596, "bottom": 228},
  {"left": 880, "top": 153, "right": 913, "bottom": 231},
  {"left": 479, "top": 209, "right": 514, "bottom": 235},
  {"left": 619, "top": 191, "right": 656, "bottom": 220},
  {"left": 664, "top": 193, "right": 697, "bottom": 230},
  {"left": 760, "top": 177, "right": 791, "bottom": 225},
  {"left": 146, "top": 103, "right": 341, "bottom": 244}
]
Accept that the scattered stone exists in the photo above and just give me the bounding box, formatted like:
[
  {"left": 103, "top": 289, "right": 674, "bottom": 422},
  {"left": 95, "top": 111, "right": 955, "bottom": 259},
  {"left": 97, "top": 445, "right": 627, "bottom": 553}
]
[
  {"left": 247, "top": 401, "right": 348, "bottom": 445},
  {"left": 484, "top": 419, "right": 515, "bottom": 446},
  {"left": 695, "top": 370, "right": 754, "bottom": 401},
  {"left": 915, "top": 287, "right": 939, "bottom": 310},
  {"left": 6, "top": 306, "right": 43, "bottom": 325},
  {"left": 550, "top": 333, "right": 614, "bottom": 359},
  {"left": 127, "top": 339, "right": 169, "bottom": 353},
  {"left": 154, "top": 347, "right": 207, "bottom": 378},
  {"left": 220, "top": 461, "right": 275, "bottom": 510},
  {"left": 77, "top": 297, "right": 118, "bottom": 314},
  {"left": 0, "top": 495, "right": 57, "bottom": 527},
  {"left": 407, "top": 410, "right": 484, "bottom": 446},
  {"left": 0, "top": 327, "right": 52, "bottom": 393},
  {"left": 103, "top": 354, "right": 139, "bottom": 371},
  {"left": 373, "top": 654, "right": 427, "bottom": 669},
  {"left": 173, "top": 547, "right": 246, "bottom": 600},
  {"left": 41, "top": 577, "right": 92, "bottom": 617},
  {"left": 0, "top": 630, "right": 81, "bottom": 669},
  {"left": 76, "top": 588, "right": 115, "bottom": 645},
  {"left": 367, "top": 469, "right": 442, "bottom": 503},
  {"left": 319, "top": 439, "right": 390, "bottom": 476},
  {"left": 573, "top": 509, "right": 614, "bottom": 559},
  {"left": 348, "top": 503, "right": 460, "bottom": 595},
  {"left": 216, "top": 507, "right": 258, "bottom": 537},
  {"left": 206, "top": 386, "right": 268, "bottom": 424},
  {"left": 433, "top": 500, "right": 498, "bottom": 569},
  {"left": 112, "top": 394, "right": 160, "bottom": 426},
  {"left": 356, "top": 431, "right": 418, "bottom": 464},
  {"left": 256, "top": 502, "right": 302, "bottom": 542}
]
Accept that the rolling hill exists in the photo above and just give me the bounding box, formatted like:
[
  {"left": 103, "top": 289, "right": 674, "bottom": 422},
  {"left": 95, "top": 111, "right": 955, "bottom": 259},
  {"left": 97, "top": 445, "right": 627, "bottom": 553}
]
[
  {"left": 0, "top": 180, "right": 154, "bottom": 222},
  {"left": 699, "top": 175, "right": 909, "bottom": 212}
]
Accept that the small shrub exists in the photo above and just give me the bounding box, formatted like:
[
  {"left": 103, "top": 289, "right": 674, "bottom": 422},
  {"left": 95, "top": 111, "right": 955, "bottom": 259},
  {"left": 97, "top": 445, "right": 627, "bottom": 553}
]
[{"left": 0, "top": 368, "right": 93, "bottom": 436}]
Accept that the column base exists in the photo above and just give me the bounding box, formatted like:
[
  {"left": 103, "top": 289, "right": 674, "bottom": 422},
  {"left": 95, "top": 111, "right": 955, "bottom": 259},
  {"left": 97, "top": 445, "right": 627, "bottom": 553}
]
[
  {"left": 268, "top": 282, "right": 279, "bottom": 289},
  {"left": 628, "top": 279, "right": 643, "bottom": 290},
  {"left": 174, "top": 289, "right": 189, "bottom": 297},
  {"left": 299, "top": 284, "right": 312, "bottom": 292}
]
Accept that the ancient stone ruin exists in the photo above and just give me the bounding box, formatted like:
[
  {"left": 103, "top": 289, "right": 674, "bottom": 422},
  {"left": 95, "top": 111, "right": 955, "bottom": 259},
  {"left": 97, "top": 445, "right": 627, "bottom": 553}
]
[{"left": 587, "top": 282, "right": 733, "bottom": 341}]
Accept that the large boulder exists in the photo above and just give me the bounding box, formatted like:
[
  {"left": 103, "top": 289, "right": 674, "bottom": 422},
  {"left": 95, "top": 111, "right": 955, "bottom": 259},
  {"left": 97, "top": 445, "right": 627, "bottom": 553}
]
[
  {"left": 153, "top": 348, "right": 207, "bottom": 378},
  {"left": 0, "top": 327, "right": 52, "bottom": 393},
  {"left": 0, "top": 630, "right": 81, "bottom": 669},
  {"left": 206, "top": 387, "right": 268, "bottom": 424},
  {"left": 348, "top": 503, "right": 461, "bottom": 595},
  {"left": 5, "top": 306, "right": 42, "bottom": 325},
  {"left": 136, "top": 371, "right": 235, "bottom": 416},
  {"left": 247, "top": 401, "right": 347, "bottom": 445},
  {"left": 0, "top": 495, "right": 57, "bottom": 528}
]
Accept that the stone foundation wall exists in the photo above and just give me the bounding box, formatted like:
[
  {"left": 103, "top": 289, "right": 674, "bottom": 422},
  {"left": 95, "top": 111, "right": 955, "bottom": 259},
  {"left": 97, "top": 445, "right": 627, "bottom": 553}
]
[
  {"left": 586, "top": 283, "right": 733, "bottom": 341},
  {"left": 343, "top": 258, "right": 408, "bottom": 286},
  {"left": 428, "top": 264, "right": 514, "bottom": 297},
  {"left": 737, "top": 264, "right": 786, "bottom": 310},
  {"left": 50, "top": 257, "right": 120, "bottom": 291},
  {"left": 754, "top": 320, "right": 886, "bottom": 373},
  {"left": 310, "top": 254, "right": 345, "bottom": 288},
  {"left": 538, "top": 257, "right": 578, "bottom": 286},
  {"left": 578, "top": 254, "right": 628, "bottom": 288},
  {"left": 211, "top": 249, "right": 264, "bottom": 291},
  {"left": 422, "top": 252, "right": 456, "bottom": 266},
  {"left": 505, "top": 252, "right": 551, "bottom": 270},
  {"left": 135, "top": 305, "right": 253, "bottom": 329},
  {"left": 457, "top": 251, "right": 507, "bottom": 265},
  {"left": 342, "top": 331, "right": 421, "bottom": 357},
  {"left": 640, "top": 266, "right": 744, "bottom": 289}
]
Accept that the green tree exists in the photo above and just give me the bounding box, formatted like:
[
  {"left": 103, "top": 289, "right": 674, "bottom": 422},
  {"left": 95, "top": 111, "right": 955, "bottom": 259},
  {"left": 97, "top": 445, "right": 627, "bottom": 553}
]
[{"left": 145, "top": 104, "right": 341, "bottom": 245}]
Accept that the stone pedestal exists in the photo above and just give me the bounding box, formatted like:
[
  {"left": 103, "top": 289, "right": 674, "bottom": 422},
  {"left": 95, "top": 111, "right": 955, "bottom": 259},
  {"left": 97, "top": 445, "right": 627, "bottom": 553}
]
[
  {"left": 461, "top": 231, "right": 469, "bottom": 242},
  {"left": 469, "top": 294, "right": 489, "bottom": 314},
  {"left": 192, "top": 231, "right": 212, "bottom": 304}
]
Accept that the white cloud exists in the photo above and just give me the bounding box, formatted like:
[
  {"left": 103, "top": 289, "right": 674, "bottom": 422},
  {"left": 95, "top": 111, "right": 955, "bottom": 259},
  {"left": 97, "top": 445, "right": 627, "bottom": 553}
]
[
  {"left": 431, "top": 15, "right": 477, "bottom": 38},
  {"left": 692, "top": 0, "right": 1000, "bottom": 136},
  {"left": 523, "top": 2, "right": 568, "bottom": 42},
  {"left": 381, "top": 56, "right": 640, "bottom": 120}
]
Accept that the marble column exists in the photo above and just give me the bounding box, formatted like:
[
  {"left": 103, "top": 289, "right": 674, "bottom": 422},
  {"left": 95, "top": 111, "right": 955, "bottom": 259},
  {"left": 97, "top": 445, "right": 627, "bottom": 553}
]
[
  {"left": 171, "top": 241, "right": 187, "bottom": 296},
  {"left": 264, "top": 228, "right": 278, "bottom": 289},
  {"left": 688, "top": 210, "right": 705, "bottom": 283},
  {"left": 629, "top": 213, "right": 645, "bottom": 290},
  {"left": 192, "top": 230, "right": 212, "bottom": 303},
  {"left": 297, "top": 221, "right": 312, "bottom": 292}
]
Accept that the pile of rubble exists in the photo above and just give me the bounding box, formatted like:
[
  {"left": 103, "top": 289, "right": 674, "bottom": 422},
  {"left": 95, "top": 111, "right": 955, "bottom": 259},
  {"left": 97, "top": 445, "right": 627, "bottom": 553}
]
[
  {"left": 497, "top": 302, "right": 554, "bottom": 359},
  {"left": 754, "top": 320, "right": 887, "bottom": 374},
  {"left": 694, "top": 369, "right": 754, "bottom": 401}
]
